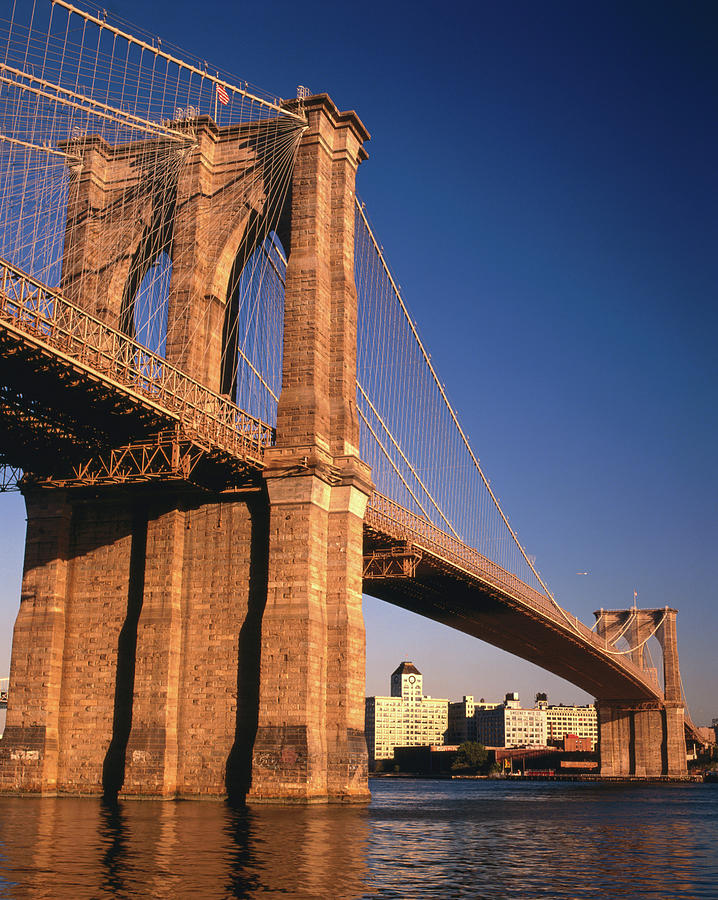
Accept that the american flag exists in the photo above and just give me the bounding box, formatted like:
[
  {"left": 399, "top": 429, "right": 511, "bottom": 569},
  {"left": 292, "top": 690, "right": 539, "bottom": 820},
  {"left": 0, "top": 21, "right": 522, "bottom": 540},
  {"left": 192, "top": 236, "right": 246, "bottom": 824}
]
[{"left": 216, "top": 83, "right": 229, "bottom": 106}]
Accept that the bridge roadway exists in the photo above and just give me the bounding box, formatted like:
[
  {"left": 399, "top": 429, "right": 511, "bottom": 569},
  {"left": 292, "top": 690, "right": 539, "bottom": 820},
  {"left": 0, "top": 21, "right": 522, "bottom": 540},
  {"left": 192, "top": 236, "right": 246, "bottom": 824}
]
[
  {"left": 0, "top": 258, "right": 700, "bottom": 743},
  {"left": 366, "top": 494, "right": 668, "bottom": 702}
]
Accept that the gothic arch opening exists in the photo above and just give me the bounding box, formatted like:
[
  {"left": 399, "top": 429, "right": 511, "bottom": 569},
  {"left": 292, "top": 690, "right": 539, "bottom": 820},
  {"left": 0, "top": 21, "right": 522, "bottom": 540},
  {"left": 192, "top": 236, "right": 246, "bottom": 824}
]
[
  {"left": 220, "top": 228, "right": 285, "bottom": 426},
  {"left": 120, "top": 249, "right": 172, "bottom": 357},
  {"left": 117, "top": 157, "right": 179, "bottom": 353}
]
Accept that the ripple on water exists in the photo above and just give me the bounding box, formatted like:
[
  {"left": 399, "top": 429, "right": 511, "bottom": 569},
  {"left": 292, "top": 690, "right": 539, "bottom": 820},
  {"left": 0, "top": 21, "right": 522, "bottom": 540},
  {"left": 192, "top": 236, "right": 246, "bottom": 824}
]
[{"left": 0, "top": 780, "right": 715, "bottom": 899}]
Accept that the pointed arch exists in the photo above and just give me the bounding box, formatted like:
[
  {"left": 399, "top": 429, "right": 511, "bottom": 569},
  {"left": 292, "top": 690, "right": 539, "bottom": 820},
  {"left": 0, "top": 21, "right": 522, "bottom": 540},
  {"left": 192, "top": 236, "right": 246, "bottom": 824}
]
[
  {"left": 117, "top": 155, "right": 179, "bottom": 346},
  {"left": 126, "top": 250, "right": 173, "bottom": 356},
  {"left": 220, "top": 223, "right": 285, "bottom": 426}
]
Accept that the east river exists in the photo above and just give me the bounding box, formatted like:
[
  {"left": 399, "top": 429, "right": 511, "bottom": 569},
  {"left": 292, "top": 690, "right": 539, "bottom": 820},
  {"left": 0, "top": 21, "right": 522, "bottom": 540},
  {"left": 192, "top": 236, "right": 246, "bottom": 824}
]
[{"left": 0, "top": 778, "right": 716, "bottom": 898}]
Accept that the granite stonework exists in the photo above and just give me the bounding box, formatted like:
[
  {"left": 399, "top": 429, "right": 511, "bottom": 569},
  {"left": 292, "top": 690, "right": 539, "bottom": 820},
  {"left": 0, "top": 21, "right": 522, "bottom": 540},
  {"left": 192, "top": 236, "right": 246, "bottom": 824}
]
[{"left": 248, "top": 96, "right": 372, "bottom": 803}]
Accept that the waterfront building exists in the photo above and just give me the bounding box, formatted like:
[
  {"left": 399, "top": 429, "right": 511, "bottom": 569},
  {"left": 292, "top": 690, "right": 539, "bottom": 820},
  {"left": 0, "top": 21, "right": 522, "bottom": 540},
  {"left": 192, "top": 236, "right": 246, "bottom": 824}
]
[
  {"left": 365, "top": 662, "right": 448, "bottom": 765},
  {"left": 447, "top": 696, "right": 501, "bottom": 743},
  {"left": 474, "top": 692, "right": 548, "bottom": 748},
  {"left": 369, "top": 671, "right": 597, "bottom": 759},
  {"left": 535, "top": 695, "right": 599, "bottom": 750}
]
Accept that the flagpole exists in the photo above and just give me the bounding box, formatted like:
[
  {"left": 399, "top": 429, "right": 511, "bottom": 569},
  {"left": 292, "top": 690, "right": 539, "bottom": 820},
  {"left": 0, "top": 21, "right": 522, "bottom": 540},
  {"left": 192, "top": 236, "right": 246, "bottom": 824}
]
[{"left": 214, "top": 84, "right": 218, "bottom": 124}]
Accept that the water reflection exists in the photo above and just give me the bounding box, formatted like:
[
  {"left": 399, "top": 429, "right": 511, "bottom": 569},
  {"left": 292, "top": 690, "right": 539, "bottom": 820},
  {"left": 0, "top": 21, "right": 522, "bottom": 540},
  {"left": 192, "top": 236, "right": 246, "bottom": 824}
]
[
  {"left": 98, "top": 803, "right": 131, "bottom": 897},
  {"left": 0, "top": 797, "right": 369, "bottom": 899},
  {"left": 0, "top": 782, "right": 716, "bottom": 898}
]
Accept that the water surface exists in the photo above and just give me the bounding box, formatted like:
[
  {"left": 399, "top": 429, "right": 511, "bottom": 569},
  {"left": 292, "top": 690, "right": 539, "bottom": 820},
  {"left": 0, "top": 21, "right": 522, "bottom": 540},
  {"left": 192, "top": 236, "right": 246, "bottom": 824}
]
[{"left": 0, "top": 778, "right": 715, "bottom": 898}]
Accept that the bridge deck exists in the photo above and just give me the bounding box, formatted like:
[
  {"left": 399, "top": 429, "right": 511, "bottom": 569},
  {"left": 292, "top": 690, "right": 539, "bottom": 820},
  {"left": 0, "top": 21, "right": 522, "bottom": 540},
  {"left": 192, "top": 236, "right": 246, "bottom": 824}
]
[
  {"left": 0, "top": 259, "right": 271, "bottom": 476},
  {"left": 364, "top": 493, "right": 670, "bottom": 703}
]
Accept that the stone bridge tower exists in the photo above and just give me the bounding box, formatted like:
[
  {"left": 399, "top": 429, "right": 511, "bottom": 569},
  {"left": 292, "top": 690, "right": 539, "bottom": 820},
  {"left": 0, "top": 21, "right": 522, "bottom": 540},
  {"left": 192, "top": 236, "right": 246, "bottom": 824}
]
[
  {"left": 0, "top": 94, "right": 372, "bottom": 802},
  {"left": 594, "top": 607, "right": 687, "bottom": 777}
]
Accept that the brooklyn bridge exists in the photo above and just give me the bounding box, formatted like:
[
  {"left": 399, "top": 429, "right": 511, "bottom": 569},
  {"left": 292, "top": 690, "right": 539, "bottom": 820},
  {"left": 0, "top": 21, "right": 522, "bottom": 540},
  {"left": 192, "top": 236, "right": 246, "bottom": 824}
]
[{"left": 0, "top": 1, "right": 701, "bottom": 801}]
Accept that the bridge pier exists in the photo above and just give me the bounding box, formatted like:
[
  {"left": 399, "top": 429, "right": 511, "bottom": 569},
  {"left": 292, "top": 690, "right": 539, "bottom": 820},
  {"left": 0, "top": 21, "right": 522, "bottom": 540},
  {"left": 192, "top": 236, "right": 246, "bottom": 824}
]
[
  {"left": 598, "top": 702, "right": 667, "bottom": 776},
  {"left": 247, "top": 468, "right": 370, "bottom": 803},
  {"left": 664, "top": 703, "right": 689, "bottom": 777},
  {"left": 598, "top": 701, "right": 686, "bottom": 777},
  {"left": 633, "top": 706, "right": 665, "bottom": 776},
  {"left": 247, "top": 96, "right": 372, "bottom": 803},
  {"left": 119, "top": 505, "right": 185, "bottom": 798},
  {"left": 0, "top": 489, "right": 272, "bottom": 798},
  {"left": 597, "top": 702, "right": 631, "bottom": 776}
]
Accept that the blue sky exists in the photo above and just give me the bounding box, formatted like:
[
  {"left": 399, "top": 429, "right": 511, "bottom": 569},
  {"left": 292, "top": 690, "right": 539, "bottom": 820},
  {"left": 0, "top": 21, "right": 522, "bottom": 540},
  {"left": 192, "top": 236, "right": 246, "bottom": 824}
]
[{"left": 1, "top": 0, "right": 716, "bottom": 722}]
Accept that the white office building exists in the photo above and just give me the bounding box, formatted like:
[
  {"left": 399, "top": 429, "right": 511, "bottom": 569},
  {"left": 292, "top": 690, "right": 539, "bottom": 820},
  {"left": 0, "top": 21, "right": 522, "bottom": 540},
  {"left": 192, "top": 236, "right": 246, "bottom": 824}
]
[
  {"left": 365, "top": 662, "right": 448, "bottom": 765},
  {"left": 475, "top": 692, "right": 548, "bottom": 748}
]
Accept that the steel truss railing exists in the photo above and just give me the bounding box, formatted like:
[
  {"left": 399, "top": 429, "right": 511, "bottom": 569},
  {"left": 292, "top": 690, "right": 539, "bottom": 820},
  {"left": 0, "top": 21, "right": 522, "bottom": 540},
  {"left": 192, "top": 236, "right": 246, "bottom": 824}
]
[
  {"left": 366, "top": 492, "right": 664, "bottom": 699},
  {"left": 367, "top": 492, "right": 563, "bottom": 616},
  {"left": 0, "top": 464, "right": 22, "bottom": 491},
  {"left": 0, "top": 258, "right": 274, "bottom": 465},
  {"left": 36, "top": 430, "right": 206, "bottom": 488}
]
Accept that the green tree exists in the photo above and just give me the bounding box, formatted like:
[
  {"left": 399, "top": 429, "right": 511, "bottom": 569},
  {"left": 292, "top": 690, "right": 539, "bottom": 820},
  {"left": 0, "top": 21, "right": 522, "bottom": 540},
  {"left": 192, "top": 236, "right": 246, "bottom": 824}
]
[{"left": 451, "top": 742, "right": 489, "bottom": 773}]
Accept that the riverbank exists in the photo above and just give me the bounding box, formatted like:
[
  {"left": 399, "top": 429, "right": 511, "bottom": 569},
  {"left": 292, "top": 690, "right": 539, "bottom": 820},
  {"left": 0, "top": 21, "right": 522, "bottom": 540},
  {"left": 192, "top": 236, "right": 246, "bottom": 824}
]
[{"left": 371, "top": 771, "right": 708, "bottom": 784}]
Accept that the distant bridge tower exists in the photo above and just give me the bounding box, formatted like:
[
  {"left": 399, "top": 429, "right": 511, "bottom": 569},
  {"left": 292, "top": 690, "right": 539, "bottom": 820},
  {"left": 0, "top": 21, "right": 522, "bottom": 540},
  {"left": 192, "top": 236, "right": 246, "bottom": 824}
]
[
  {"left": 594, "top": 608, "right": 687, "bottom": 776},
  {"left": 0, "top": 94, "right": 372, "bottom": 802}
]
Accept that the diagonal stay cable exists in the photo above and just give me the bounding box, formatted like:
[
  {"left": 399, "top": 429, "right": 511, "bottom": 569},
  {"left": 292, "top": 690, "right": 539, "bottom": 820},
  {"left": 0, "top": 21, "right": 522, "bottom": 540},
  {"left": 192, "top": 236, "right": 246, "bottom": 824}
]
[
  {"left": 356, "top": 403, "right": 433, "bottom": 523},
  {"left": 357, "top": 381, "right": 461, "bottom": 539},
  {"left": 355, "top": 197, "right": 553, "bottom": 600},
  {"left": 52, "top": 0, "right": 306, "bottom": 123}
]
